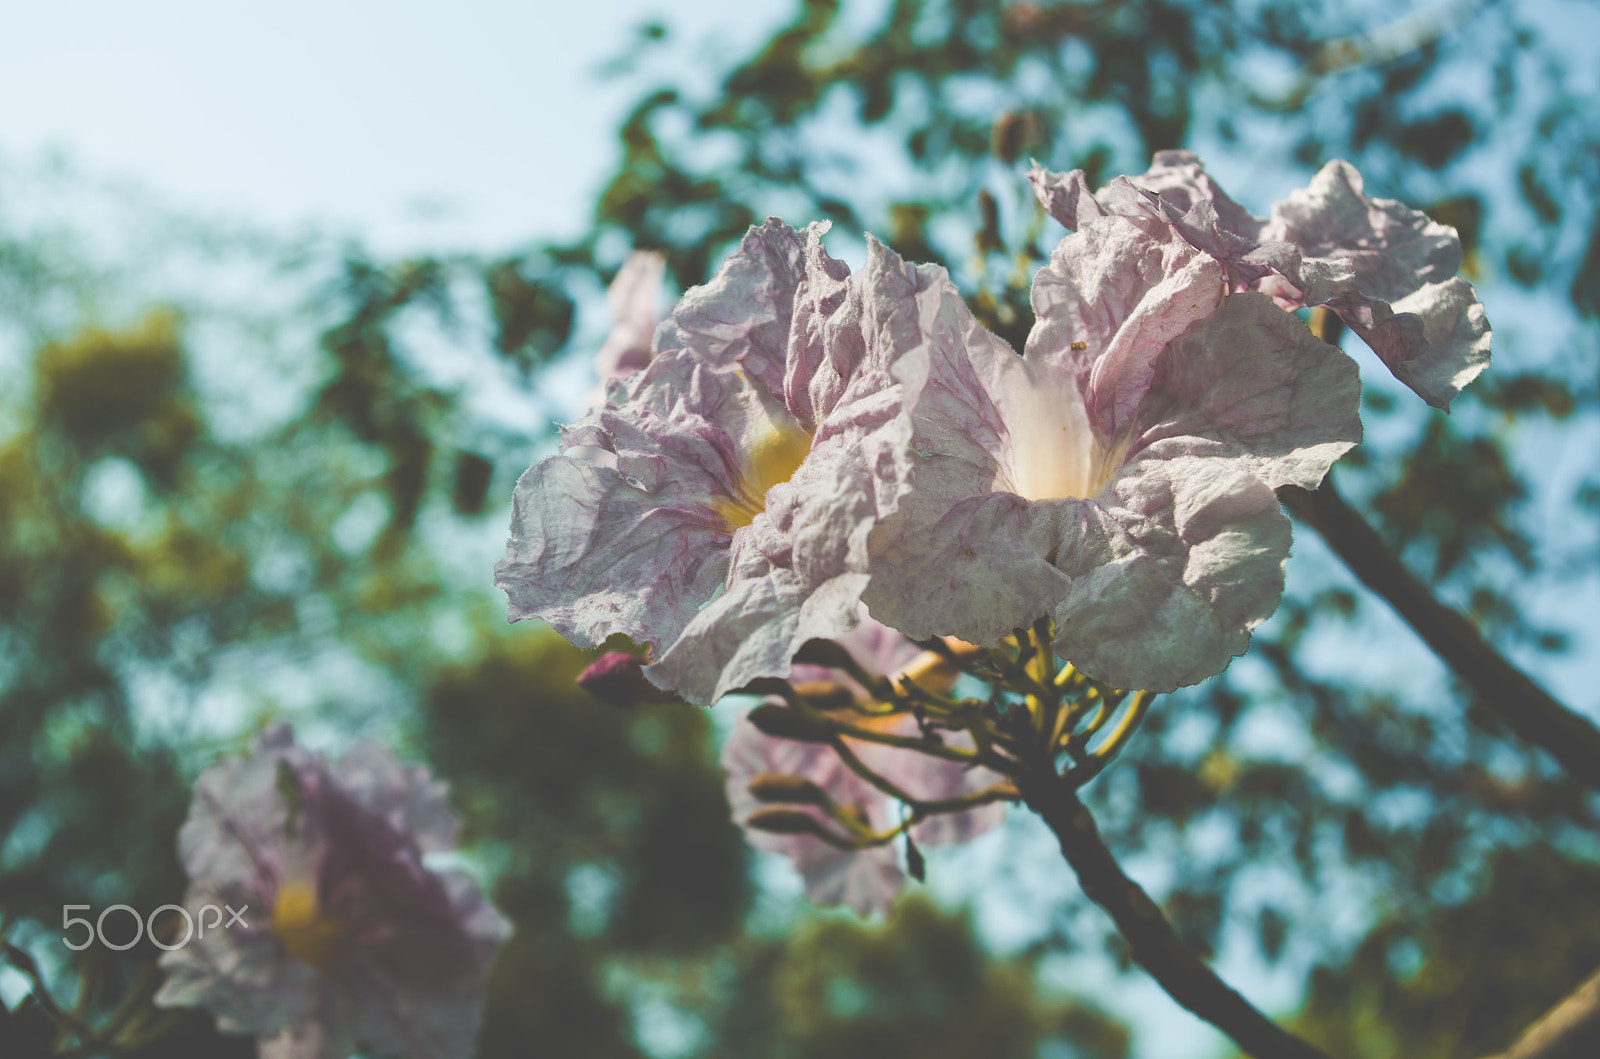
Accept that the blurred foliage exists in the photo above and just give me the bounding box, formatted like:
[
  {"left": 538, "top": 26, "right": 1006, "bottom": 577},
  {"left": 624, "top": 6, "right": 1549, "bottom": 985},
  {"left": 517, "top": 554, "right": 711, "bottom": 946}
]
[{"left": 3, "top": 0, "right": 1600, "bottom": 1056}]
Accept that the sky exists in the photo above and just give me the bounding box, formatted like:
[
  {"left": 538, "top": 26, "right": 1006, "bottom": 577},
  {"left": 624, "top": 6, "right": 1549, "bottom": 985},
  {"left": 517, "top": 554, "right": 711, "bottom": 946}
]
[{"left": 0, "top": 0, "right": 789, "bottom": 254}]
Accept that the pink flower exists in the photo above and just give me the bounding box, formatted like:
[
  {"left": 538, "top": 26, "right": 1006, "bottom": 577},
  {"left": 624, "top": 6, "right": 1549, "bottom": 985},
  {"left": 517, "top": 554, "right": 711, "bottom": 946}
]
[
  {"left": 495, "top": 222, "right": 935, "bottom": 704},
  {"left": 721, "top": 617, "right": 1005, "bottom": 915},
  {"left": 863, "top": 210, "right": 1363, "bottom": 692},
  {"left": 154, "top": 726, "right": 509, "bottom": 1059},
  {"left": 590, "top": 250, "right": 667, "bottom": 393},
  {"left": 1029, "top": 150, "right": 1491, "bottom": 409}
]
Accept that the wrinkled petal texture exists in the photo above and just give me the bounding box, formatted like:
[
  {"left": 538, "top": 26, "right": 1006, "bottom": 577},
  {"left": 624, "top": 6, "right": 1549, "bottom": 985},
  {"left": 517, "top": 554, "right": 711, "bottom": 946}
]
[
  {"left": 1026, "top": 214, "right": 1226, "bottom": 437},
  {"left": 1050, "top": 458, "right": 1292, "bottom": 692},
  {"left": 156, "top": 725, "right": 509, "bottom": 1059},
  {"left": 646, "top": 237, "right": 928, "bottom": 703},
  {"left": 496, "top": 353, "right": 765, "bottom": 654},
  {"left": 652, "top": 218, "right": 814, "bottom": 398},
  {"left": 1265, "top": 160, "right": 1491, "bottom": 408},
  {"left": 1031, "top": 151, "right": 1490, "bottom": 409},
  {"left": 502, "top": 223, "right": 924, "bottom": 706},
  {"left": 870, "top": 213, "right": 1358, "bottom": 691}
]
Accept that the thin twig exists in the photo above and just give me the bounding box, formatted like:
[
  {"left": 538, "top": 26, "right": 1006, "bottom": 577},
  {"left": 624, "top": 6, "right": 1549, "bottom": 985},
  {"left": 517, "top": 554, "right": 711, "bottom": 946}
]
[
  {"left": 1279, "top": 478, "right": 1600, "bottom": 794},
  {"left": 1479, "top": 964, "right": 1600, "bottom": 1059},
  {"left": 1016, "top": 772, "right": 1335, "bottom": 1059}
]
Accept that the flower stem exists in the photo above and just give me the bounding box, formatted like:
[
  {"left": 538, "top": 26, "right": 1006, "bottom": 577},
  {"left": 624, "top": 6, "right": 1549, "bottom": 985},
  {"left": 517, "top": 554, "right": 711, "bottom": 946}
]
[
  {"left": 1015, "top": 773, "right": 1336, "bottom": 1059},
  {"left": 1279, "top": 477, "right": 1600, "bottom": 794}
]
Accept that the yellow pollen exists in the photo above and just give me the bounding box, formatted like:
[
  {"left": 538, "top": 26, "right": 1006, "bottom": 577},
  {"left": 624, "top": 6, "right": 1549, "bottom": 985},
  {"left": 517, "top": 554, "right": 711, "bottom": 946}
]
[
  {"left": 271, "top": 878, "right": 346, "bottom": 972},
  {"left": 713, "top": 424, "right": 811, "bottom": 530}
]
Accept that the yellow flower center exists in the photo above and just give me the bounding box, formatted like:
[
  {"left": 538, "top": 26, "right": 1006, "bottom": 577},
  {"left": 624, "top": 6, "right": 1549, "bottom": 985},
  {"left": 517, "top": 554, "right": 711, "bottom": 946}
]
[
  {"left": 270, "top": 878, "right": 346, "bottom": 972},
  {"left": 712, "top": 422, "right": 812, "bottom": 530}
]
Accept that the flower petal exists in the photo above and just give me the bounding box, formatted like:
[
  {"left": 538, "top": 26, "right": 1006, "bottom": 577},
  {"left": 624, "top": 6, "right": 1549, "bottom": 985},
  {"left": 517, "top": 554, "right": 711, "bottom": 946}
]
[
  {"left": 592, "top": 250, "right": 667, "bottom": 384},
  {"left": 1128, "top": 292, "right": 1362, "bottom": 490},
  {"left": 1263, "top": 160, "right": 1491, "bottom": 408},
  {"left": 1027, "top": 162, "right": 1102, "bottom": 231},
  {"left": 1026, "top": 215, "right": 1226, "bottom": 438},
  {"left": 494, "top": 454, "right": 729, "bottom": 651},
  {"left": 652, "top": 218, "right": 814, "bottom": 398},
  {"left": 1050, "top": 457, "right": 1291, "bottom": 692},
  {"left": 646, "top": 239, "right": 927, "bottom": 703}
]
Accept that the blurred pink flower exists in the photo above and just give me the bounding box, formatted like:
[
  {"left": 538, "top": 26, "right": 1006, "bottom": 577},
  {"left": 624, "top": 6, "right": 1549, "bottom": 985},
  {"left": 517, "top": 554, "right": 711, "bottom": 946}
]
[
  {"left": 721, "top": 616, "right": 1005, "bottom": 915},
  {"left": 155, "top": 725, "right": 509, "bottom": 1059},
  {"left": 590, "top": 250, "right": 667, "bottom": 395}
]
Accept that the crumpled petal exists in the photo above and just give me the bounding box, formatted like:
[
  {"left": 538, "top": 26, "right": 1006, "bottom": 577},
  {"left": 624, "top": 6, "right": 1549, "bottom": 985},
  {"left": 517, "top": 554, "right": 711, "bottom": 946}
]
[
  {"left": 1049, "top": 457, "right": 1292, "bottom": 693},
  {"left": 652, "top": 218, "right": 815, "bottom": 398},
  {"left": 155, "top": 726, "right": 509, "bottom": 1059},
  {"left": 1025, "top": 214, "right": 1226, "bottom": 438},
  {"left": 645, "top": 237, "right": 928, "bottom": 703},
  {"left": 1265, "top": 161, "right": 1491, "bottom": 408},
  {"left": 867, "top": 211, "right": 1358, "bottom": 691},
  {"left": 497, "top": 351, "right": 785, "bottom": 653},
  {"left": 1030, "top": 150, "right": 1490, "bottom": 409},
  {"left": 592, "top": 250, "right": 667, "bottom": 386},
  {"left": 1128, "top": 291, "right": 1362, "bottom": 491},
  {"left": 503, "top": 224, "right": 925, "bottom": 706}
]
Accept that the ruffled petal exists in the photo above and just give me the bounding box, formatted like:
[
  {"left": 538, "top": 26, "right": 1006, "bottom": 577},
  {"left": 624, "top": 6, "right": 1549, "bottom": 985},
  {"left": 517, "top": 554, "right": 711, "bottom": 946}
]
[
  {"left": 651, "top": 218, "right": 813, "bottom": 398},
  {"left": 334, "top": 740, "right": 459, "bottom": 855},
  {"left": 1034, "top": 153, "right": 1490, "bottom": 409},
  {"left": 157, "top": 728, "right": 506, "bottom": 1059},
  {"left": 1025, "top": 215, "right": 1226, "bottom": 438},
  {"left": 647, "top": 240, "right": 927, "bottom": 703},
  {"left": 1262, "top": 160, "right": 1490, "bottom": 408},
  {"left": 494, "top": 455, "right": 730, "bottom": 651},
  {"left": 1128, "top": 292, "right": 1362, "bottom": 490},
  {"left": 866, "top": 490, "right": 1068, "bottom": 646},
  {"left": 1027, "top": 162, "right": 1102, "bottom": 231},
  {"left": 1050, "top": 457, "right": 1291, "bottom": 693}
]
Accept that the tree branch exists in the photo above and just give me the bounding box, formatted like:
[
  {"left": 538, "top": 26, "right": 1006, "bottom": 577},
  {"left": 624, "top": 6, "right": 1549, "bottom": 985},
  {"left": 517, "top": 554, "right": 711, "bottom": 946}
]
[
  {"left": 1017, "top": 770, "right": 1335, "bottom": 1059},
  {"left": 1480, "top": 965, "right": 1600, "bottom": 1059},
  {"left": 1278, "top": 478, "right": 1600, "bottom": 794}
]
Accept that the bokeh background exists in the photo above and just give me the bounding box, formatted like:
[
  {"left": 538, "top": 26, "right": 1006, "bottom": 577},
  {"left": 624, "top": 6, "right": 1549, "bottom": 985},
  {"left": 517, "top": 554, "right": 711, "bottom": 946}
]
[{"left": 3, "top": 1, "right": 1599, "bottom": 1057}]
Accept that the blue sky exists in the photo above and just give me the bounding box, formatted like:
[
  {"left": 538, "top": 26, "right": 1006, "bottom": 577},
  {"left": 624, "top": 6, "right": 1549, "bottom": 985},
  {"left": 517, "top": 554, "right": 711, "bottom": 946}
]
[{"left": 1, "top": 0, "right": 789, "bottom": 253}]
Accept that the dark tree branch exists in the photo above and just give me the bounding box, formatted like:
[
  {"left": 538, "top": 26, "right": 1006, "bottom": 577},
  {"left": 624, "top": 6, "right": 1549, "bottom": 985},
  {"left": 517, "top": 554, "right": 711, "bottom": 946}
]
[
  {"left": 1017, "top": 769, "right": 1335, "bottom": 1059},
  {"left": 1279, "top": 478, "right": 1600, "bottom": 794},
  {"left": 1480, "top": 965, "right": 1600, "bottom": 1059}
]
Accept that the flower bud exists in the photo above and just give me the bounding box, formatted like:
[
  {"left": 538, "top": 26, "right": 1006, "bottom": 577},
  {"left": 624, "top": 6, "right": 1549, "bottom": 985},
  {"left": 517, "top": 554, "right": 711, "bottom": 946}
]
[
  {"left": 577, "top": 652, "right": 670, "bottom": 708},
  {"left": 746, "top": 772, "right": 829, "bottom": 805},
  {"left": 744, "top": 807, "right": 830, "bottom": 837},
  {"left": 792, "top": 638, "right": 858, "bottom": 670},
  {"left": 745, "top": 703, "right": 834, "bottom": 743}
]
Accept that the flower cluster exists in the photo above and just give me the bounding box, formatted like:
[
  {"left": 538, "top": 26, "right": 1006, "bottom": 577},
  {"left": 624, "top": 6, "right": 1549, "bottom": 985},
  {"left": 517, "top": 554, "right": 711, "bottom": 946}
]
[
  {"left": 495, "top": 151, "right": 1486, "bottom": 912},
  {"left": 155, "top": 725, "right": 510, "bottom": 1059},
  {"left": 500, "top": 154, "right": 1486, "bottom": 702}
]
